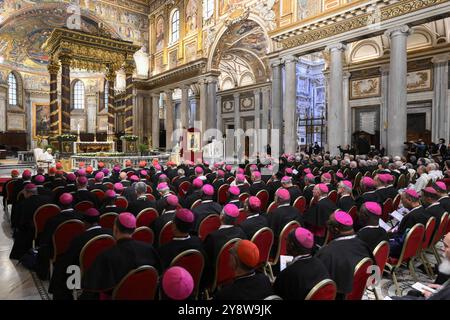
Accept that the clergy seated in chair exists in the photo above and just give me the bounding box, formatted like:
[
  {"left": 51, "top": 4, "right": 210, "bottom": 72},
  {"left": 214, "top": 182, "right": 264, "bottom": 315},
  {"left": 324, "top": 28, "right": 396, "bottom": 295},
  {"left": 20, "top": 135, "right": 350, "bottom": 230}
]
[
  {"left": 9, "top": 184, "right": 53, "bottom": 259},
  {"left": 356, "top": 202, "right": 389, "bottom": 252},
  {"left": 34, "top": 175, "right": 54, "bottom": 199},
  {"left": 10, "top": 170, "right": 33, "bottom": 221},
  {"left": 214, "top": 240, "right": 273, "bottom": 300},
  {"left": 73, "top": 176, "right": 99, "bottom": 208},
  {"left": 235, "top": 174, "right": 250, "bottom": 195},
  {"left": 390, "top": 232, "right": 450, "bottom": 300},
  {"left": 273, "top": 227, "right": 330, "bottom": 300},
  {"left": 158, "top": 209, "right": 205, "bottom": 270},
  {"left": 49, "top": 208, "right": 113, "bottom": 300},
  {"left": 192, "top": 184, "right": 222, "bottom": 233},
  {"left": 118, "top": 172, "right": 131, "bottom": 188},
  {"left": 88, "top": 172, "right": 108, "bottom": 192},
  {"left": 81, "top": 212, "right": 161, "bottom": 300},
  {"left": 355, "top": 177, "right": 381, "bottom": 209},
  {"left": 99, "top": 190, "right": 125, "bottom": 215},
  {"left": 212, "top": 170, "right": 226, "bottom": 201},
  {"left": 121, "top": 175, "right": 139, "bottom": 203},
  {"left": 181, "top": 178, "right": 203, "bottom": 210},
  {"left": 320, "top": 172, "right": 336, "bottom": 193},
  {"left": 268, "top": 188, "right": 303, "bottom": 258},
  {"left": 281, "top": 176, "right": 302, "bottom": 205},
  {"left": 151, "top": 195, "right": 179, "bottom": 248},
  {"left": 316, "top": 211, "right": 372, "bottom": 299},
  {"left": 249, "top": 171, "right": 266, "bottom": 196},
  {"left": 127, "top": 182, "right": 156, "bottom": 216},
  {"left": 303, "top": 184, "right": 336, "bottom": 241},
  {"left": 374, "top": 173, "right": 397, "bottom": 204},
  {"left": 35, "top": 193, "right": 85, "bottom": 280},
  {"left": 302, "top": 173, "right": 316, "bottom": 206},
  {"left": 388, "top": 189, "right": 429, "bottom": 258},
  {"left": 239, "top": 196, "right": 269, "bottom": 240},
  {"left": 422, "top": 187, "right": 446, "bottom": 233},
  {"left": 173, "top": 169, "right": 190, "bottom": 193},
  {"left": 336, "top": 181, "right": 355, "bottom": 213},
  {"left": 225, "top": 186, "right": 243, "bottom": 209},
  {"left": 161, "top": 266, "right": 195, "bottom": 301},
  {"left": 202, "top": 204, "right": 247, "bottom": 289},
  {"left": 434, "top": 181, "right": 450, "bottom": 213}
]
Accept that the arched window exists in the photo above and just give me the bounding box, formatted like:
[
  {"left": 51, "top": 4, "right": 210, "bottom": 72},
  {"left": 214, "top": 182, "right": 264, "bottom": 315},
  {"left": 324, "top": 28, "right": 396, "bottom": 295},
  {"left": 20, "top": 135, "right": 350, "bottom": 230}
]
[
  {"left": 104, "top": 81, "right": 109, "bottom": 112},
  {"left": 203, "top": 0, "right": 214, "bottom": 19},
  {"left": 170, "top": 9, "right": 180, "bottom": 44},
  {"left": 8, "top": 73, "right": 18, "bottom": 106},
  {"left": 72, "top": 80, "right": 85, "bottom": 110}
]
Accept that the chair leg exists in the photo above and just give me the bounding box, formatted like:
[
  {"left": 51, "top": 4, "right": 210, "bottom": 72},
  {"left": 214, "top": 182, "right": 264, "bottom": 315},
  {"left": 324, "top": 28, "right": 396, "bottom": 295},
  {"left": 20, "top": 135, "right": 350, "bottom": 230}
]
[
  {"left": 267, "top": 264, "right": 274, "bottom": 282},
  {"left": 431, "top": 246, "right": 442, "bottom": 265},
  {"left": 420, "top": 252, "right": 434, "bottom": 277},
  {"left": 391, "top": 269, "right": 401, "bottom": 296},
  {"left": 408, "top": 260, "right": 418, "bottom": 282}
]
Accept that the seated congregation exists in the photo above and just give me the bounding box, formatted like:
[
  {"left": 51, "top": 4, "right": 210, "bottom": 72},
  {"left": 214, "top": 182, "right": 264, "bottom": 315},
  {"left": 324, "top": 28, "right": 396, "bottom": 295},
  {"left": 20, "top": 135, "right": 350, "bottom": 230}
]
[{"left": 4, "top": 155, "right": 450, "bottom": 300}]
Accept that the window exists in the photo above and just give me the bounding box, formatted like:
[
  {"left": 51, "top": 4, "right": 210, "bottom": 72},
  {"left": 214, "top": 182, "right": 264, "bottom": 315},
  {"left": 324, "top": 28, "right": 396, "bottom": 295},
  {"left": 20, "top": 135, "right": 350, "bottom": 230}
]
[
  {"left": 170, "top": 9, "right": 180, "bottom": 44},
  {"left": 73, "top": 80, "right": 85, "bottom": 110},
  {"left": 104, "top": 81, "right": 109, "bottom": 112},
  {"left": 8, "top": 73, "right": 18, "bottom": 106},
  {"left": 203, "top": 0, "right": 214, "bottom": 19}
]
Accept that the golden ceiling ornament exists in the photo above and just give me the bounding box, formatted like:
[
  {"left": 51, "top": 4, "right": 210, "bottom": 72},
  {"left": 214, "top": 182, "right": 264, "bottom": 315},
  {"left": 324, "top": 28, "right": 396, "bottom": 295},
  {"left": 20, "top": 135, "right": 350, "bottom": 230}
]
[{"left": 278, "top": 0, "right": 448, "bottom": 49}]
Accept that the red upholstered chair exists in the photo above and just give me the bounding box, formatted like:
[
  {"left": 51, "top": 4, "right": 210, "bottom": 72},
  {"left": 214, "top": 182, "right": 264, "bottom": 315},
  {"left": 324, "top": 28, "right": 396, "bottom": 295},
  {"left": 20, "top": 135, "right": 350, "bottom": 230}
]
[
  {"left": 239, "top": 192, "right": 250, "bottom": 203},
  {"left": 251, "top": 227, "right": 274, "bottom": 273},
  {"left": 396, "top": 174, "right": 407, "bottom": 189},
  {"left": 236, "top": 209, "right": 248, "bottom": 225},
  {"left": 190, "top": 199, "right": 202, "bottom": 210},
  {"left": 369, "top": 241, "right": 390, "bottom": 300},
  {"left": 170, "top": 249, "right": 205, "bottom": 299},
  {"left": 3, "top": 179, "right": 17, "bottom": 215},
  {"left": 178, "top": 181, "right": 191, "bottom": 197},
  {"left": 159, "top": 221, "right": 174, "bottom": 246},
  {"left": 146, "top": 185, "right": 153, "bottom": 194},
  {"left": 256, "top": 189, "right": 269, "bottom": 211},
  {"left": 103, "top": 182, "right": 114, "bottom": 190},
  {"left": 218, "top": 184, "right": 230, "bottom": 205},
  {"left": 145, "top": 193, "right": 156, "bottom": 201},
  {"left": 386, "top": 223, "right": 425, "bottom": 295},
  {"left": 209, "top": 238, "right": 240, "bottom": 295},
  {"left": 428, "top": 212, "right": 449, "bottom": 265},
  {"left": 112, "top": 265, "right": 158, "bottom": 300},
  {"left": 347, "top": 206, "right": 358, "bottom": 225},
  {"left": 305, "top": 279, "right": 337, "bottom": 300},
  {"left": 80, "top": 234, "right": 116, "bottom": 273},
  {"left": 99, "top": 212, "right": 118, "bottom": 229},
  {"left": 132, "top": 227, "right": 154, "bottom": 245},
  {"left": 171, "top": 176, "right": 179, "bottom": 184},
  {"left": 91, "top": 189, "right": 105, "bottom": 202},
  {"left": 115, "top": 196, "right": 128, "bottom": 209},
  {"left": 268, "top": 221, "right": 301, "bottom": 281},
  {"left": 226, "top": 177, "right": 235, "bottom": 184},
  {"left": 51, "top": 186, "right": 65, "bottom": 195},
  {"left": 33, "top": 204, "right": 61, "bottom": 248},
  {"left": 198, "top": 214, "right": 221, "bottom": 241},
  {"left": 74, "top": 201, "right": 94, "bottom": 213},
  {"left": 392, "top": 194, "right": 401, "bottom": 211},
  {"left": 136, "top": 208, "right": 159, "bottom": 227},
  {"left": 126, "top": 172, "right": 135, "bottom": 179},
  {"left": 267, "top": 201, "right": 278, "bottom": 213},
  {"left": 381, "top": 198, "right": 393, "bottom": 222},
  {"left": 327, "top": 190, "right": 338, "bottom": 204},
  {"left": 345, "top": 257, "right": 373, "bottom": 300},
  {"left": 418, "top": 217, "right": 436, "bottom": 277},
  {"left": 293, "top": 196, "right": 306, "bottom": 215}
]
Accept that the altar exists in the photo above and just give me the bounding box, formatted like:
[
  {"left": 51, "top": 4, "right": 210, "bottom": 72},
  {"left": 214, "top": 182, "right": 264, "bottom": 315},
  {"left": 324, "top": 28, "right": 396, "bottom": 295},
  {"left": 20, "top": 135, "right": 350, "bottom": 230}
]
[
  {"left": 73, "top": 141, "right": 115, "bottom": 153},
  {"left": 71, "top": 152, "right": 171, "bottom": 169}
]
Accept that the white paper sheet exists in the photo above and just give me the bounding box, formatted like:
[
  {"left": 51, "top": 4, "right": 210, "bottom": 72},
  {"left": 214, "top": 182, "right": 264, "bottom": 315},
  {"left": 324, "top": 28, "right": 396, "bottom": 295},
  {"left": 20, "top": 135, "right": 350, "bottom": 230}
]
[
  {"left": 279, "top": 255, "right": 294, "bottom": 272},
  {"left": 411, "top": 282, "right": 437, "bottom": 294}
]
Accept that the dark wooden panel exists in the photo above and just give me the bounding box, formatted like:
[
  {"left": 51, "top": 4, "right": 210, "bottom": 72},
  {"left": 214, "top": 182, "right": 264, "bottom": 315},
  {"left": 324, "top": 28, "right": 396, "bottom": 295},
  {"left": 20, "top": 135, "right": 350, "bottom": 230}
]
[{"left": 0, "top": 132, "right": 27, "bottom": 151}]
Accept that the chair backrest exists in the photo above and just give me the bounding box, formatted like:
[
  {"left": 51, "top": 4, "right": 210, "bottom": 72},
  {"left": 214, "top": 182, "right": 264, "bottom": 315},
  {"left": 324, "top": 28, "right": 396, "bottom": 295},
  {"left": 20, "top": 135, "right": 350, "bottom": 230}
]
[
  {"left": 267, "top": 201, "right": 278, "bottom": 213},
  {"left": 345, "top": 257, "right": 373, "bottom": 300},
  {"left": 146, "top": 185, "right": 153, "bottom": 194},
  {"left": 190, "top": 199, "right": 202, "bottom": 210},
  {"left": 5, "top": 179, "right": 16, "bottom": 202},
  {"left": 305, "top": 279, "right": 337, "bottom": 300},
  {"left": 136, "top": 208, "right": 159, "bottom": 227},
  {"left": 132, "top": 226, "right": 154, "bottom": 244},
  {"left": 272, "top": 221, "right": 301, "bottom": 265},
  {"left": 145, "top": 193, "right": 156, "bottom": 201},
  {"left": 431, "top": 212, "right": 449, "bottom": 246},
  {"left": 170, "top": 249, "right": 205, "bottom": 297},
  {"left": 52, "top": 219, "right": 85, "bottom": 261},
  {"left": 239, "top": 192, "right": 250, "bottom": 203},
  {"left": 91, "top": 189, "right": 105, "bottom": 201},
  {"left": 103, "top": 182, "right": 114, "bottom": 190},
  {"left": 293, "top": 196, "right": 306, "bottom": 214},
  {"left": 395, "top": 223, "right": 425, "bottom": 267},
  {"left": 347, "top": 206, "right": 358, "bottom": 225},
  {"left": 212, "top": 238, "right": 240, "bottom": 292},
  {"left": 171, "top": 176, "right": 179, "bottom": 184},
  {"left": 392, "top": 194, "right": 401, "bottom": 211},
  {"left": 126, "top": 171, "right": 135, "bottom": 179},
  {"left": 80, "top": 234, "right": 116, "bottom": 273},
  {"left": 198, "top": 214, "right": 221, "bottom": 240},
  {"left": 381, "top": 198, "right": 393, "bottom": 222},
  {"left": 256, "top": 189, "right": 269, "bottom": 211},
  {"left": 74, "top": 201, "right": 94, "bottom": 212},
  {"left": 422, "top": 216, "right": 437, "bottom": 250},
  {"left": 112, "top": 265, "right": 158, "bottom": 300},
  {"left": 251, "top": 227, "right": 274, "bottom": 267},
  {"left": 236, "top": 209, "right": 248, "bottom": 225},
  {"left": 354, "top": 172, "right": 362, "bottom": 190},
  {"left": 115, "top": 196, "right": 128, "bottom": 209},
  {"left": 327, "top": 190, "right": 338, "bottom": 204},
  {"left": 33, "top": 204, "right": 61, "bottom": 239},
  {"left": 226, "top": 176, "right": 235, "bottom": 184},
  {"left": 218, "top": 184, "right": 230, "bottom": 205},
  {"left": 397, "top": 174, "right": 407, "bottom": 189},
  {"left": 373, "top": 240, "right": 389, "bottom": 273},
  {"left": 99, "top": 212, "right": 118, "bottom": 229},
  {"left": 178, "top": 181, "right": 191, "bottom": 197},
  {"left": 159, "top": 221, "right": 174, "bottom": 246}
]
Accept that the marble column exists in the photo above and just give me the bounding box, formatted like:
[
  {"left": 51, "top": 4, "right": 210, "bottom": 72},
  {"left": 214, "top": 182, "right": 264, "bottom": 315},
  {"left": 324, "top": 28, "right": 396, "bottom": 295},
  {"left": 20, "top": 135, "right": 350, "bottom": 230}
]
[
  {"left": 0, "top": 83, "right": 7, "bottom": 132},
  {"left": 206, "top": 77, "right": 217, "bottom": 138},
  {"left": 144, "top": 96, "right": 152, "bottom": 143},
  {"left": 199, "top": 79, "right": 207, "bottom": 145},
  {"left": 271, "top": 59, "right": 283, "bottom": 151},
  {"left": 233, "top": 92, "right": 241, "bottom": 161},
  {"left": 254, "top": 88, "right": 261, "bottom": 153},
  {"left": 164, "top": 90, "right": 174, "bottom": 150},
  {"left": 180, "top": 85, "right": 189, "bottom": 131},
  {"left": 124, "top": 60, "right": 135, "bottom": 135},
  {"left": 343, "top": 71, "right": 351, "bottom": 146},
  {"left": 151, "top": 93, "right": 160, "bottom": 149},
  {"left": 380, "top": 64, "right": 390, "bottom": 149},
  {"left": 106, "top": 69, "right": 116, "bottom": 134},
  {"left": 216, "top": 95, "right": 222, "bottom": 134},
  {"left": 261, "top": 86, "right": 270, "bottom": 154},
  {"left": 432, "top": 54, "right": 450, "bottom": 142},
  {"left": 48, "top": 60, "right": 60, "bottom": 135},
  {"left": 325, "top": 43, "right": 346, "bottom": 156},
  {"left": 283, "top": 55, "right": 298, "bottom": 154},
  {"left": 385, "top": 25, "right": 411, "bottom": 156},
  {"left": 59, "top": 54, "right": 71, "bottom": 134}
]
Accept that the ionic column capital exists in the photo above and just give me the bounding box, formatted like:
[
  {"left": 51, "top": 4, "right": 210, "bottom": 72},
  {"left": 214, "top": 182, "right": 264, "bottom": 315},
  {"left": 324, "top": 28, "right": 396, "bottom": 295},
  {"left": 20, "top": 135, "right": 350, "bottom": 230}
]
[
  {"left": 431, "top": 54, "right": 449, "bottom": 65},
  {"left": 325, "top": 43, "right": 347, "bottom": 53},
  {"left": 384, "top": 25, "right": 412, "bottom": 39}
]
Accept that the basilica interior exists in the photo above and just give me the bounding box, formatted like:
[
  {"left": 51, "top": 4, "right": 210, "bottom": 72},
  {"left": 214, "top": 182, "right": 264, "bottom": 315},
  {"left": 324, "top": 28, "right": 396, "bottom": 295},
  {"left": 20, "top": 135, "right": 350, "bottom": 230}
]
[{"left": 0, "top": 0, "right": 449, "bottom": 302}]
